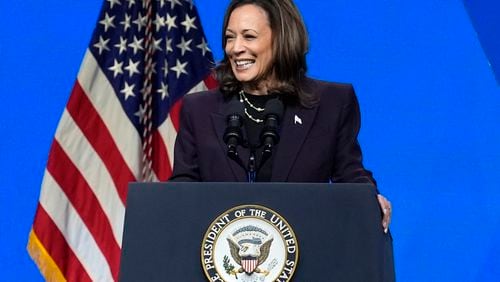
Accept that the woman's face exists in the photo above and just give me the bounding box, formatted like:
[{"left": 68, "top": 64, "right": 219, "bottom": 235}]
[{"left": 225, "top": 4, "right": 274, "bottom": 89}]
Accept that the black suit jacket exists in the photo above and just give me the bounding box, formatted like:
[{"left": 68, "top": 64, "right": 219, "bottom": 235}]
[{"left": 170, "top": 78, "right": 375, "bottom": 184}]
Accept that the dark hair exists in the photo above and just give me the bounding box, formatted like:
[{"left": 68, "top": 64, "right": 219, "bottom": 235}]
[{"left": 215, "top": 0, "right": 318, "bottom": 107}]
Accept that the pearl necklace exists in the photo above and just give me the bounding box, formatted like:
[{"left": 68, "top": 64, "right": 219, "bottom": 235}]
[
  {"left": 244, "top": 108, "right": 263, "bottom": 123},
  {"left": 238, "top": 90, "right": 265, "bottom": 123},
  {"left": 239, "top": 90, "right": 265, "bottom": 112}
]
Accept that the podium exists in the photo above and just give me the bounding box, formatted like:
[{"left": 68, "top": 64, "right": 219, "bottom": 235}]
[{"left": 119, "top": 182, "right": 394, "bottom": 281}]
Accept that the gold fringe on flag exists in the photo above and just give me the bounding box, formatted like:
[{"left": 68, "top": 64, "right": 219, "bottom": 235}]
[{"left": 27, "top": 229, "right": 67, "bottom": 282}]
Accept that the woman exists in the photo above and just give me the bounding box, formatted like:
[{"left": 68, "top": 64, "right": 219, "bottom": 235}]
[{"left": 170, "top": 0, "right": 392, "bottom": 232}]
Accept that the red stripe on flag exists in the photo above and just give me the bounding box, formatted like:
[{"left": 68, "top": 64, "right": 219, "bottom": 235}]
[
  {"left": 32, "top": 204, "right": 92, "bottom": 282},
  {"left": 204, "top": 74, "right": 219, "bottom": 90},
  {"left": 169, "top": 99, "right": 183, "bottom": 132},
  {"left": 67, "top": 82, "right": 136, "bottom": 203},
  {"left": 152, "top": 129, "right": 172, "bottom": 181},
  {"left": 47, "top": 140, "right": 121, "bottom": 280}
]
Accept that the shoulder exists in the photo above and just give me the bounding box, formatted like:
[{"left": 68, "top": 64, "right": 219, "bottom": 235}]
[
  {"left": 305, "top": 77, "right": 353, "bottom": 91},
  {"left": 181, "top": 88, "right": 225, "bottom": 111},
  {"left": 183, "top": 88, "right": 224, "bottom": 103},
  {"left": 303, "top": 77, "right": 356, "bottom": 107}
]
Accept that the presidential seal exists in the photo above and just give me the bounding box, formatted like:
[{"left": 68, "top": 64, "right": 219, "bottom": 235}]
[{"left": 201, "top": 205, "right": 299, "bottom": 282}]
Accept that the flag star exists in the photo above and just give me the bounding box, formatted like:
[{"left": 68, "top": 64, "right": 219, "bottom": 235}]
[
  {"left": 114, "top": 36, "right": 127, "bottom": 55},
  {"left": 153, "top": 38, "right": 163, "bottom": 52},
  {"left": 120, "top": 82, "right": 136, "bottom": 100},
  {"left": 171, "top": 59, "right": 188, "bottom": 78},
  {"left": 162, "top": 59, "right": 169, "bottom": 77},
  {"left": 107, "top": 0, "right": 122, "bottom": 9},
  {"left": 99, "top": 13, "right": 116, "bottom": 32},
  {"left": 128, "top": 36, "right": 144, "bottom": 54},
  {"left": 121, "top": 14, "right": 132, "bottom": 32},
  {"left": 157, "top": 82, "right": 169, "bottom": 100},
  {"left": 181, "top": 14, "right": 197, "bottom": 33},
  {"left": 165, "top": 14, "right": 177, "bottom": 31},
  {"left": 153, "top": 14, "right": 165, "bottom": 32},
  {"left": 133, "top": 12, "right": 147, "bottom": 32},
  {"left": 93, "top": 36, "right": 110, "bottom": 55},
  {"left": 176, "top": 37, "right": 192, "bottom": 56},
  {"left": 108, "top": 59, "right": 124, "bottom": 77},
  {"left": 196, "top": 38, "right": 211, "bottom": 56},
  {"left": 167, "top": 0, "right": 182, "bottom": 10},
  {"left": 124, "top": 59, "right": 140, "bottom": 76},
  {"left": 127, "top": 0, "right": 136, "bottom": 8},
  {"left": 165, "top": 38, "right": 173, "bottom": 53},
  {"left": 134, "top": 104, "right": 146, "bottom": 123}
]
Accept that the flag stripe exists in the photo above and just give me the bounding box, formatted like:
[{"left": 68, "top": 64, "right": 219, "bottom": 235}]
[
  {"left": 32, "top": 205, "right": 92, "bottom": 282},
  {"left": 152, "top": 129, "right": 172, "bottom": 181},
  {"left": 157, "top": 115, "right": 178, "bottom": 172},
  {"left": 204, "top": 75, "right": 219, "bottom": 92},
  {"left": 55, "top": 109, "right": 125, "bottom": 246},
  {"left": 168, "top": 99, "right": 183, "bottom": 132},
  {"left": 67, "top": 81, "right": 136, "bottom": 203},
  {"left": 39, "top": 170, "right": 114, "bottom": 281},
  {"left": 77, "top": 50, "right": 142, "bottom": 180},
  {"left": 46, "top": 141, "right": 121, "bottom": 280}
]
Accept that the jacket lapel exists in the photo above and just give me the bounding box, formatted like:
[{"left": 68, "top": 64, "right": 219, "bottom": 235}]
[
  {"left": 212, "top": 102, "right": 248, "bottom": 182},
  {"left": 271, "top": 102, "right": 319, "bottom": 181}
]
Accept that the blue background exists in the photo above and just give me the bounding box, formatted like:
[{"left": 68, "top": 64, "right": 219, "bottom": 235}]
[{"left": 1, "top": 0, "right": 499, "bottom": 281}]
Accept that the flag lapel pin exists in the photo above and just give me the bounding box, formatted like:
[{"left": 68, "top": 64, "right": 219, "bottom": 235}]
[{"left": 294, "top": 114, "right": 302, "bottom": 125}]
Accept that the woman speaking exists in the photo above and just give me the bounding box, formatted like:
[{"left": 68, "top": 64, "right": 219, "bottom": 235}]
[{"left": 170, "top": 0, "right": 392, "bottom": 232}]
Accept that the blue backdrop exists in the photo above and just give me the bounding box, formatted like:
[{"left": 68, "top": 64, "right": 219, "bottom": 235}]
[{"left": 1, "top": 0, "right": 499, "bottom": 281}]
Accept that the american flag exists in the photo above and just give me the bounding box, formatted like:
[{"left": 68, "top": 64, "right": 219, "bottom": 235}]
[{"left": 27, "top": 0, "right": 216, "bottom": 280}]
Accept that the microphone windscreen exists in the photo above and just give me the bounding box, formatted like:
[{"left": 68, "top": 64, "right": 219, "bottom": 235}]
[{"left": 264, "top": 98, "right": 284, "bottom": 119}]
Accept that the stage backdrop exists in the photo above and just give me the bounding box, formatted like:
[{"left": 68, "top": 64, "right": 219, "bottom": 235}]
[{"left": 1, "top": 0, "right": 499, "bottom": 281}]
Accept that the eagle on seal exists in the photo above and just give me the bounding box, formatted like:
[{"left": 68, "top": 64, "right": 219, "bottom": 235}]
[{"left": 227, "top": 236, "right": 274, "bottom": 275}]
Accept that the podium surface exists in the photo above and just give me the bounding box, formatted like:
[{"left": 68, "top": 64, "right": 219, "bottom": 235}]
[{"left": 119, "top": 182, "right": 394, "bottom": 281}]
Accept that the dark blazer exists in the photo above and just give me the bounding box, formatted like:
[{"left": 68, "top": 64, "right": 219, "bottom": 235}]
[{"left": 170, "top": 78, "right": 375, "bottom": 184}]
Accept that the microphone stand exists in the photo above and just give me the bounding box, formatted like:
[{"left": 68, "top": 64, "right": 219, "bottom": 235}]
[
  {"left": 259, "top": 143, "right": 273, "bottom": 171},
  {"left": 227, "top": 144, "right": 256, "bottom": 183},
  {"left": 247, "top": 150, "right": 257, "bottom": 183},
  {"left": 226, "top": 143, "right": 257, "bottom": 183},
  {"left": 227, "top": 147, "right": 246, "bottom": 176}
]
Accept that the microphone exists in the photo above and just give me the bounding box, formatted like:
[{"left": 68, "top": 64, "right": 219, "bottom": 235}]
[
  {"left": 223, "top": 97, "right": 245, "bottom": 158},
  {"left": 260, "top": 98, "right": 284, "bottom": 160}
]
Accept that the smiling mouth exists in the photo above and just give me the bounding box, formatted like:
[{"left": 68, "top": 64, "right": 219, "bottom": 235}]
[{"left": 234, "top": 60, "right": 255, "bottom": 70}]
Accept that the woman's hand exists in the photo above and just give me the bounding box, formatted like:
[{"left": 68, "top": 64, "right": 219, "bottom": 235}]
[{"left": 377, "top": 194, "right": 392, "bottom": 233}]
